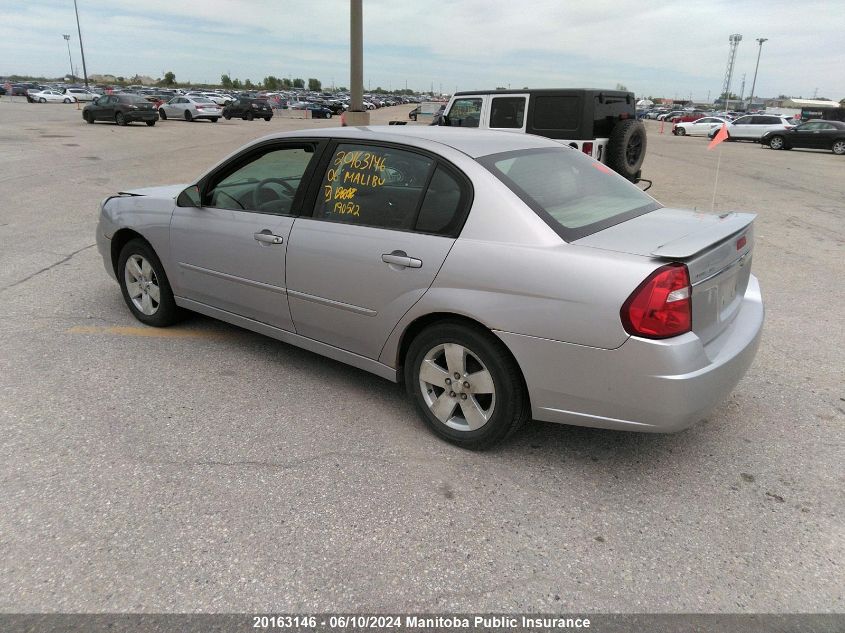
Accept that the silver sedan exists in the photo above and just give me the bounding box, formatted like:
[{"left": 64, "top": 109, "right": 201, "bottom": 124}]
[
  {"left": 96, "top": 127, "right": 764, "bottom": 448},
  {"left": 158, "top": 96, "right": 223, "bottom": 122}
]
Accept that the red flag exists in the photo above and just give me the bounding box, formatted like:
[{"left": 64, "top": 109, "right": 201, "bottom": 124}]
[{"left": 708, "top": 123, "right": 729, "bottom": 150}]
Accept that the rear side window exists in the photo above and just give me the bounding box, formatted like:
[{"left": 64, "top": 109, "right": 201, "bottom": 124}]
[
  {"left": 315, "top": 144, "right": 433, "bottom": 230},
  {"left": 490, "top": 97, "right": 526, "bottom": 129},
  {"left": 415, "top": 167, "right": 465, "bottom": 235},
  {"left": 532, "top": 96, "right": 580, "bottom": 131},
  {"left": 479, "top": 147, "right": 660, "bottom": 241},
  {"left": 313, "top": 144, "right": 472, "bottom": 236}
]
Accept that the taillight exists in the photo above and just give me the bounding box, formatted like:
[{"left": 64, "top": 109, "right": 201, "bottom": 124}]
[
  {"left": 621, "top": 263, "right": 692, "bottom": 339},
  {"left": 581, "top": 142, "right": 594, "bottom": 156}
]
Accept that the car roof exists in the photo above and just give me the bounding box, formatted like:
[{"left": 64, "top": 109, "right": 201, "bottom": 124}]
[{"left": 274, "top": 126, "right": 564, "bottom": 158}]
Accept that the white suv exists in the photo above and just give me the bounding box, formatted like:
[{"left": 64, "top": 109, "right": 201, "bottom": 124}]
[{"left": 709, "top": 114, "right": 796, "bottom": 141}]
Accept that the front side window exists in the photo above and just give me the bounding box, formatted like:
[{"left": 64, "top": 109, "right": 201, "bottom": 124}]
[
  {"left": 205, "top": 145, "right": 315, "bottom": 214},
  {"left": 479, "top": 147, "right": 660, "bottom": 241},
  {"left": 314, "top": 144, "right": 433, "bottom": 230},
  {"left": 490, "top": 97, "right": 526, "bottom": 129},
  {"left": 446, "top": 98, "right": 482, "bottom": 127},
  {"left": 733, "top": 116, "right": 753, "bottom": 125}
]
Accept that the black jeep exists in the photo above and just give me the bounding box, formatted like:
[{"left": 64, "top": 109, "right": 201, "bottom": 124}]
[{"left": 440, "top": 89, "right": 647, "bottom": 182}]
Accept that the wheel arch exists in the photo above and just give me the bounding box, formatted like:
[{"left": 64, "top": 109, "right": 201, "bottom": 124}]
[
  {"left": 392, "top": 312, "right": 530, "bottom": 403},
  {"left": 110, "top": 228, "right": 152, "bottom": 277}
]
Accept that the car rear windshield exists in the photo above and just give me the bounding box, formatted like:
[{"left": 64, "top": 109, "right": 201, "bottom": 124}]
[
  {"left": 122, "top": 95, "right": 149, "bottom": 104},
  {"left": 478, "top": 147, "right": 661, "bottom": 241},
  {"left": 193, "top": 97, "right": 214, "bottom": 103}
]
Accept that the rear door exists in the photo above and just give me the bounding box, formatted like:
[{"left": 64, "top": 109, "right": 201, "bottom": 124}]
[
  {"left": 729, "top": 115, "right": 755, "bottom": 139},
  {"left": 286, "top": 141, "right": 471, "bottom": 358}
]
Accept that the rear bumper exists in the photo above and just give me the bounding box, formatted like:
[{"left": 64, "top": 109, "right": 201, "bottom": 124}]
[
  {"left": 496, "top": 275, "right": 764, "bottom": 433},
  {"left": 124, "top": 110, "right": 158, "bottom": 122}
]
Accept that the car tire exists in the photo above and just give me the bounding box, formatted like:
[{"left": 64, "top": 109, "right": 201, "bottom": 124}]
[
  {"left": 117, "top": 239, "right": 180, "bottom": 327},
  {"left": 159, "top": 108, "right": 167, "bottom": 120},
  {"left": 326, "top": 112, "right": 332, "bottom": 119},
  {"left": 184, "top": 110, "right": 193, "bottom": 122},
  {"left": 264, "top": 116, "right": 271, "bottom": 121},
  {"left": 832, "top": 140, "right": 845, "bottom": 155},
  {"left": 246, "top": 111, "right": 254, "bottom": 121},
  {"left": 224, "top": 113, "right": 231, "bottom": 120},
  {"left": 116, "top": 112, "right": 127, "bottom": 126},
  {"left": 676, "top": 127, "right": 686, "bottom": 136},
  {"left": 83, "top": 111, "right": 94, "bottom": 124},
  {"left": 607, "top": 119, "right": 647, "bottom": 182},
  {"left": 63, "top": 98, "right": 71, "bottom": 104},
  {"left": 146, "top": 120, "right": 155, "bottom": 127},
  {"left": 768, "top": 135, "right": 785, "bottom": 150},
  {"left": 404, "top": 321, "right": 530, "bottom": 449},
  {"left": 39, "top": 97, "right": 46, "bottom": 103},
  {"left": 210, "top": 117, "right": 218, "bottom": 123}
]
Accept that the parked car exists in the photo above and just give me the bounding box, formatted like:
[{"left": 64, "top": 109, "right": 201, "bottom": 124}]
[
  {"left": 440, "top": 88, "right": 647, "bottom": 181},
  {"left": 82, "top": 94, "right": 158, "bottom": 126},
  {"left": 158, "top": 96, "right": 222, "bottom": 122},
  {"left": 670, "top": 111, "right": 707, "bottom": 124},
  {"left": 657, "top": 110, "right": 685, "bottom": 121},
  {"left": 31, "top": 89, "right": 76, "bottom": 104},
  {"left": 222, "top": 97, "right": 273, "bottom": 121},
  {"left": 301, "top": 103, "right": 333, "bottom": 119},
  {"left": 673, "top": 116, "right": 730, "bottom": 137},
  {"left": 761, "top": 119, "right": 845, "bottom": 154},
  {"left": 64, "top": 87, "right": 97, "bottom": 102},
  {"left": 95, "top": 126, "right": 763, "bottom": 448},
  {"left": 707, "top": 114, "right": 796, "bottom": 141}
]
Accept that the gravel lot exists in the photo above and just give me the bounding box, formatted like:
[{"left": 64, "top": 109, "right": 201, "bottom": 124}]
[{"left": 0, "top": 100, "right": 842, "bottom": 613}]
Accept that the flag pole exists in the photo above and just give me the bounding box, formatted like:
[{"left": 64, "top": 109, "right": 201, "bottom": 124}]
[{"left": 711, "top": 148, "right": 722, "bottom": 212}]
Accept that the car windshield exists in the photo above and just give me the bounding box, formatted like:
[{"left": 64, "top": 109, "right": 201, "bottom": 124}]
[{"left": 479, "top": 147, "right": 660, "bottom": 241}]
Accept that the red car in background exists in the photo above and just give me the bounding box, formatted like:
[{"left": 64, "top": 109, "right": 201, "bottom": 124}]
[{"left": 671, "top": 110, "right": 707, "bottom": 123}]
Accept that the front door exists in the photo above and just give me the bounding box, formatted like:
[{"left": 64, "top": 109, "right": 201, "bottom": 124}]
[
  {"left": 286, "top": 141, "right": 471, "bottom": 359},
  {"left": 170, "top": 141, "right": 324, "bottom": 330}
]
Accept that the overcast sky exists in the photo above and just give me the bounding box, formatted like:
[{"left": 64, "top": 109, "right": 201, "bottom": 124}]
[{"left": 1, "top": 0, "right": 843, "bottom": 100}]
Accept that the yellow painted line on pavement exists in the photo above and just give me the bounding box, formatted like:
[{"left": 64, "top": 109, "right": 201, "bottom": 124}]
[{"left": 67, "top": 325, "right": 228, "bottom": 339}]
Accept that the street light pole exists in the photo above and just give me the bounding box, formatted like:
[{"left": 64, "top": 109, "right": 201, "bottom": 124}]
[
  {"left": 748, "top": 37, "right": 768, "bottom": 110},
  {"left": 346, "top": 0, "right": 369, "bottom": 125},
  {"left": 62, "top": 34, "right": 74, "bottom": 82},
  {"left": 73, "top": 0, "right": 89, "bottom": 88}
]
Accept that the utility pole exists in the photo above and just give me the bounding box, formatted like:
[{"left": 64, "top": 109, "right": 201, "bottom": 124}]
[
  {"left": 62, "top": 34, "right": 74, "bottom": 82},
  {"left": 346, "top": 0, "right": 369, "bottom": 125},
  {"left": 73, "top": 0, "right": 89, "bottom": 88},
  {"left": 748, "top": 37, "right": 767, "bottom": 109},
  {"left": 739, "top": 73, "right": 746, "bottom": 104}
]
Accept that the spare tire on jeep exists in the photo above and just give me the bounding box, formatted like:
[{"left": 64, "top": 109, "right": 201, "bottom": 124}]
[{"left": 607, "top": 119, "right": 647, "bottom": 182}]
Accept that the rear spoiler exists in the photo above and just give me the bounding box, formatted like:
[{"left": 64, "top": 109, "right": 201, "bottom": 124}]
[{"left": 650, "top": 212, "right": 756, "bottom": 258}]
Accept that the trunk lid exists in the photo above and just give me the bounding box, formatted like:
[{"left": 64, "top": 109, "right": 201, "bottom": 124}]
[{"left": 575, "top": 208, "right": 756, "bottom": 344}]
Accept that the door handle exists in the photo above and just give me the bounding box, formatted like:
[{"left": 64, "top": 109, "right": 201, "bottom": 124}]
[
  {"left": 382, "top": 251, "right": 422, "bottom": 268},
  {"left": 254, "top": 231, "right": 284, "bottom": 245}
]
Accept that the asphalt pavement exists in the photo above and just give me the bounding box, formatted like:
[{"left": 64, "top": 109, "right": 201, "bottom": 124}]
[{"left": 0, "top": 101, "right": 842, "bottom": 613}]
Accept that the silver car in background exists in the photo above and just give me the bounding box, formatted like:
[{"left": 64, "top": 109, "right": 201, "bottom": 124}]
[
  {"left": 96, "top": 127, "right": 763, "bottom": 448},
  {"left": 158, "top": 96, "right": 223, "bottom": 122}
]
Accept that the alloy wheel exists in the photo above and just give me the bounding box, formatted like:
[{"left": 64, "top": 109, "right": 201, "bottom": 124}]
[
  {"left": 123, "top": 254, "right": 161, "bottom": 316},
  {"left": 418, "top": 343, "right": 496, "bottom": 432}
]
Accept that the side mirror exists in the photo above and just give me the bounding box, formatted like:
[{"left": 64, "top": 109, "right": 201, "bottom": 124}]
[{"left": 177, "top": 185, "right": 201, "bottom": 208}]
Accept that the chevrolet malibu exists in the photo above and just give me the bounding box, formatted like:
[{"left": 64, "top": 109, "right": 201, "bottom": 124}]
[{"left": 96, "top": 127, "right": 764, "bottom": 448}]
